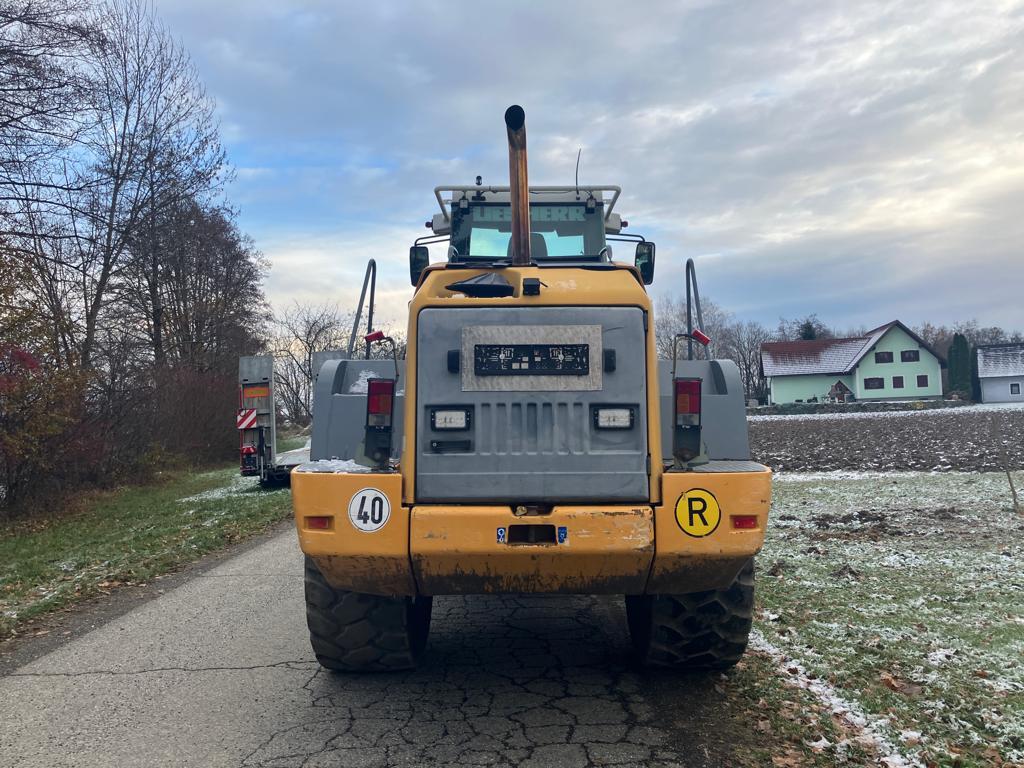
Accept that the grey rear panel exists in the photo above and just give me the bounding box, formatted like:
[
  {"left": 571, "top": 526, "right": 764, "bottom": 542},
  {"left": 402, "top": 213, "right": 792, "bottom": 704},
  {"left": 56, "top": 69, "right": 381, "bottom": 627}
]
[
  {"left": 657, "top": 359, "right": 751, "bottom": 461},
  {"left": 310, "top": 359, "right": 406, "bottom": 463},
  {"left": 416, "top": 306, "right": 648, "bottom": 503},
  {"left": 307, "top": 333, "right": 752, "bottom": 477}
]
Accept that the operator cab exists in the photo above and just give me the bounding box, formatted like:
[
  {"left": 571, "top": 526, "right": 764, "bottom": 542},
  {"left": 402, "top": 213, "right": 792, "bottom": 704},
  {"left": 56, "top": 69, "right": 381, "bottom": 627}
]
[{"left": 410, "top": 186, "right": 655, "bottom": 284}]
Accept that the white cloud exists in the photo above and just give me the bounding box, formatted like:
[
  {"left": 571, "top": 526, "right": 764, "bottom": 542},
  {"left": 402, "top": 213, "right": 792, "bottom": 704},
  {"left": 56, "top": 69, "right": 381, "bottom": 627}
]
[{"left": 159, "top": 0, "right": 1024, "bottom": 332}]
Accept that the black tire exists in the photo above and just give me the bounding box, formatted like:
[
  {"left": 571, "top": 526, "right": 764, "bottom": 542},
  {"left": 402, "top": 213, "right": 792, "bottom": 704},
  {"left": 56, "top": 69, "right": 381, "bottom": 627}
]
[
  {"left": 627, "top": 558, "right": 754, "bottom": 669},
  {"left": 303, "top": 556, "right": 432, "bottom": 672}
]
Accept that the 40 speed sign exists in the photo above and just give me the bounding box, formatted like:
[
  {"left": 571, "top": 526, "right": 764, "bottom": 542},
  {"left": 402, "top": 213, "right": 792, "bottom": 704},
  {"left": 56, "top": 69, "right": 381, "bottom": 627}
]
[{"left": 347, "top": 488, "right": 391, "bottom": 533}]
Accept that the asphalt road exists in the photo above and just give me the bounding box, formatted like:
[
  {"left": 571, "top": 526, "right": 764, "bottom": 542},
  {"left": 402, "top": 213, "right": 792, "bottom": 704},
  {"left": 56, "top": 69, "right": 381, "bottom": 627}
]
[{"left": 0, "top": 530, "right": 739, "bottom": 768}]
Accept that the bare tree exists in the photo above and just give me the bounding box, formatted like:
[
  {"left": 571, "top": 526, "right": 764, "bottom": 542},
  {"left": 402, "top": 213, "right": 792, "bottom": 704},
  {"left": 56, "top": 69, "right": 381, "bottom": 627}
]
[
  {"left": 0, "top": 1, "right": 95, "bottom": 216},
  {"left": 272, "top": 303, "right": 351, "bottom": 426},
  {"left": 719, "top": 319, "right": 773, "bottom": 401},
  {"left": 654, "top": 295, "right": 733, "bottom": 360}
]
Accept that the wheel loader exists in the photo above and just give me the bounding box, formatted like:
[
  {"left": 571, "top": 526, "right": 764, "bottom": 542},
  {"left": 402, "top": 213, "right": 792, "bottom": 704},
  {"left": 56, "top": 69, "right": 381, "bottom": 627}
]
[{"left": 292, "top": 105, "right": 771, "bottom": 671}]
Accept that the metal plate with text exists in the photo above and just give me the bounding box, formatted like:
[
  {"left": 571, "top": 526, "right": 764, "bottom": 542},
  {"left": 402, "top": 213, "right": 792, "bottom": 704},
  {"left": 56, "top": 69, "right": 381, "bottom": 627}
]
[
  {"left": 474, "top": 343, "right": 589, "bottom": 376},
  {"left": 461, "top": 325, "right": 603, "bottom": 392}
]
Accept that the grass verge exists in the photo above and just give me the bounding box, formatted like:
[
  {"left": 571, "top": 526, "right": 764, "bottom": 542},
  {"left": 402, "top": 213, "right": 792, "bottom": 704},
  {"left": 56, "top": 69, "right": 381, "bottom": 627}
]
[
  {"left": 0, "top": 467, "right": 291, "bottom": 640},
  {"left": 757, "top": 471, "right": 1024, "bottom": 767}
]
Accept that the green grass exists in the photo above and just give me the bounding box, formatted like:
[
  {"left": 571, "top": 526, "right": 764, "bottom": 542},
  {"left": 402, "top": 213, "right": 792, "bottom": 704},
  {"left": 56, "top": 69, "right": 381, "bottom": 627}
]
[
  {"left": 276, "top": 434, "right": 308, "bottom": 452},
  {"left": 724, "top": 651, "right": 878, "bottom": 767},
  {"left": 0, "top": 467, "right": 292, "bottom": 639},
  {"left": 757, "top": 471, "right": 1024, "bottom": 767}
]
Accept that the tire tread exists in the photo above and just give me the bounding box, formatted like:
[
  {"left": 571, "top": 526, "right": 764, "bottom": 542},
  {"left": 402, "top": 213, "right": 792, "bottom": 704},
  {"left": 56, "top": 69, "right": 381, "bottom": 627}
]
[{"left": 303, "top": 556, "right": 430, "bottom": 672}]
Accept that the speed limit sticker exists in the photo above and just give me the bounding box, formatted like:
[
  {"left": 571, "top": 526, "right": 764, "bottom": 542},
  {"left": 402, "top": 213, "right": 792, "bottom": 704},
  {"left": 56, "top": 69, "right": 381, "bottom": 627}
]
[{"left": 347, "top": 488, "right": 391, "bottom": 533}]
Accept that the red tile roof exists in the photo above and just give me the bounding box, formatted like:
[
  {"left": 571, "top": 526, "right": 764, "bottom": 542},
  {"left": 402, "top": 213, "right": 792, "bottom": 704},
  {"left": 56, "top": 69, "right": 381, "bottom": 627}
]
[{"left": 760, "top": 320, "right": 945, "bottom": 377}]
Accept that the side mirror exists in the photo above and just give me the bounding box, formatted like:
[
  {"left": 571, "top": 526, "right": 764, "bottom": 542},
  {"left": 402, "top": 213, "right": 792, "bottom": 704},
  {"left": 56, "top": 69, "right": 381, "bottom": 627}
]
[
  {"left": 634, "top": 241, "right": 655, "bottom": 285},
  {"left": 409, "top": 246, "right": 429, "bottom": 286}
]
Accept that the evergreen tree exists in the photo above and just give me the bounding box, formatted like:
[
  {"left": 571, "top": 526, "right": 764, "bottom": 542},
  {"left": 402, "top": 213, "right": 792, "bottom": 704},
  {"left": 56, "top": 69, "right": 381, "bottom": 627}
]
[
  {"left": 799, "top": 319, "right": 819, "bottom": 340},
  {"left": 947, "top": 333, "right": 971, "bottom": 394}
]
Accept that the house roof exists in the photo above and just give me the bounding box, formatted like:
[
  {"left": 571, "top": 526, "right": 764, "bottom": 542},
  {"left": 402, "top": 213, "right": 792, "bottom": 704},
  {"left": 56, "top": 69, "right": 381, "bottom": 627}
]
[
  {"left": 977, "top": 344, "right": 1024, "bottom": 378},
  {"left": 760, "top": 320, "right": 945, "bottom": 377},
  {"left": 760, "top": 337, "right": 872, "bottom": 377},
  {"left": 861, "top": 320, "right": 946, "bottom": 365}
]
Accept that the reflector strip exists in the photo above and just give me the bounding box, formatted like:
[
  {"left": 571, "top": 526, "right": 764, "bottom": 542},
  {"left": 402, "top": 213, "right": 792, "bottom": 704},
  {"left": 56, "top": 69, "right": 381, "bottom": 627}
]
[
  {"left": 236, "top": 408, "right": 258, "bottom": 430},
  {"left": 731, "top": 515, "right": 758, "bottom": 530}
]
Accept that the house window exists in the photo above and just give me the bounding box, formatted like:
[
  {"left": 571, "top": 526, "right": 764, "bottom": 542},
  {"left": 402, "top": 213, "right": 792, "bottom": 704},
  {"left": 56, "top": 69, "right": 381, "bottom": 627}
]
[
  {"left": 901, "top": 350, "right": 920, "bottom": 362},
  {"left": 864, "top": 377, "right": 884, "bottom": 390},
  {"left": 1012, "top": 383, "right": 1021, "bottom": 395},
  {"left": 916, "top": 374, "right": 929, "bottom": 387},
  {"left": 892, "top": 376, "right": 904, "bottom": 389},
  {"left": 874, "top": 351, "right": 894, "bottom": 363}
]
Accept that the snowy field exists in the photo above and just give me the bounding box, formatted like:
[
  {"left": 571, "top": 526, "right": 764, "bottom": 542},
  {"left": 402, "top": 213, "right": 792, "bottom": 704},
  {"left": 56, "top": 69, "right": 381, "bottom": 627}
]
[
  {"left": 757, "top": 471, "right": 1024, "bottom": 767},
  {"left": 750, "top": 403, "right": 1024, "bottom": 473}
]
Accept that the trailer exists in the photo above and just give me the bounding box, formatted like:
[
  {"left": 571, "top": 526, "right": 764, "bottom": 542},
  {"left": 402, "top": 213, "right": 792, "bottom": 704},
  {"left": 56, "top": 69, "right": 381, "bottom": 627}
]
[
  {"left": 237, "top": 261, "right": 381, "bottom": 485},
  {"left": 237, "top": 355, "right": 313, "bottom": 485}
]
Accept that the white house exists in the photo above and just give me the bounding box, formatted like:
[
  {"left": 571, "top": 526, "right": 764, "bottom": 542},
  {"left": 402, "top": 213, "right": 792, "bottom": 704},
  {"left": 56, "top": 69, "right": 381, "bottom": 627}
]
[
  {"left": 977, "top": 344, "right": 1024, "bottom": 403},
  {"left": 760, "top": 321, "right": 945, "bottom": 405}
]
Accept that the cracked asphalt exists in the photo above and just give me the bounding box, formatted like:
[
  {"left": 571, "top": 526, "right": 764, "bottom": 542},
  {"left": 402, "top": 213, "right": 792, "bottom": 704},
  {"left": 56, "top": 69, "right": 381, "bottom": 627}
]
[{"left": 0, "top": 530, "right": 741, "bottom": 768}]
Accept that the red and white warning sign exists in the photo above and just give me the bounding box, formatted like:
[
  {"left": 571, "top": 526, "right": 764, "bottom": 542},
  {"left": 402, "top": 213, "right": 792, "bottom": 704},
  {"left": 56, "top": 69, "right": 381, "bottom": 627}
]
[{"left": 236, "top": 408, "right": 258, "bottom": 430}]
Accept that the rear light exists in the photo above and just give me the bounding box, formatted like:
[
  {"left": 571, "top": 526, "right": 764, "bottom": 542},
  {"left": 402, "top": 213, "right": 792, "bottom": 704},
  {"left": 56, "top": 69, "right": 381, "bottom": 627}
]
[
  {"left": 365, "top": 378, "right": 396, "bottom": 468},
  {"left": 594, "top": 407, "right": 634, "bottom": 429},
  {"left": 364, "top": 330, "right": 385, "bottom": 343},
  {"left": 691, "top": 328, "right": 711, "bottom": 346},
  {"left": 305, "top": 516, "right": 332, "bottom": 530},
  {"left": 732, "top": 515, "right": 758, "bottom": 530},
  {"left": 675, "top": 378, "right": 701, "bottom": 427},
  {"left": 366, "top": 379, "right": 395, "bottom": 429},
  {"left": 673, "top": 377, "right": 702, "bottom": 464}
]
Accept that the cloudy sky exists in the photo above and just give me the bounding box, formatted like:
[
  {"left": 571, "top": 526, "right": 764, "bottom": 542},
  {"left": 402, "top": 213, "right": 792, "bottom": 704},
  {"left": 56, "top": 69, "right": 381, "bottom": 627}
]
[{"left": 161, "top": 0, "right": 1024, "bottom": 332}]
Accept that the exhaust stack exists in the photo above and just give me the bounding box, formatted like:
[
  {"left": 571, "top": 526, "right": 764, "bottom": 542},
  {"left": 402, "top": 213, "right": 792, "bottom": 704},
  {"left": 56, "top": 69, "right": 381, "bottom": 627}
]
[{"left": 504, "top": 105, "right": 531, "bottom": 265}]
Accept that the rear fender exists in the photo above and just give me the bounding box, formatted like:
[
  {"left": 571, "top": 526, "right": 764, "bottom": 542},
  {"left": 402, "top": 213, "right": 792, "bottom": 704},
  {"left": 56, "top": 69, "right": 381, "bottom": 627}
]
[
  {"left": 649, "top": 465, "right": 772, "bottom": 593},
  {"left": 292, "top": 469, "right": 415, "bottom": 596}
]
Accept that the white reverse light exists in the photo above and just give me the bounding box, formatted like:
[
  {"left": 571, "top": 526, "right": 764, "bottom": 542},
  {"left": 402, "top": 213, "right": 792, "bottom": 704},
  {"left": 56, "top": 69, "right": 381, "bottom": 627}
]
[
  {"left": 595, "top": 408, "right": 633, "bottom": 429},
  {"left": 433, "top": 409, "right": 469, "bottom": 430}
]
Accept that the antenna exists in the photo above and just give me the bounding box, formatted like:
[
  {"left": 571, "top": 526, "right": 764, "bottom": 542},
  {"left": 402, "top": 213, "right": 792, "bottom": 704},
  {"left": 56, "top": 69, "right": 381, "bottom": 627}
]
[{"left": 575, "top": 148, "right": 582, "bottom": 198}]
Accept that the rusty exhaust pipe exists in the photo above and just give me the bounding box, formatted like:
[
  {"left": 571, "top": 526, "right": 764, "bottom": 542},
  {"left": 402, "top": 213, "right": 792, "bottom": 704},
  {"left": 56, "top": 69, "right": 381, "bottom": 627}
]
[{"left": 505, "top": 104, "right": 531, "bottom": 266}]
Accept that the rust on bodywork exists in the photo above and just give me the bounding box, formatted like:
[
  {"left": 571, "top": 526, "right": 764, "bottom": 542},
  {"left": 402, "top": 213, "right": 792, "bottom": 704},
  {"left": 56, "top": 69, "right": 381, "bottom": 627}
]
[
  {"left": 410, "top": 505, "right": 654, "bottom": 595},
  {"left": 292, "top": 465, "right": 771, "bottom": 597}
]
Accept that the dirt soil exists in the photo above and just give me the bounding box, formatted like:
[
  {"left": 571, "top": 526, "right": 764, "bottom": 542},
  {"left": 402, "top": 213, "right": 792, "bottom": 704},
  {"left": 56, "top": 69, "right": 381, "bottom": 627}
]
[{"left": 749, "top": 406, "right": 1024, "bottom": 472}]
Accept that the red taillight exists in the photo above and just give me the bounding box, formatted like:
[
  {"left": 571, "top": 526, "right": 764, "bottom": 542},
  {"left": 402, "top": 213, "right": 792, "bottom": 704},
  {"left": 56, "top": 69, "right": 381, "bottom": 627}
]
[
  {"left": 675, "top": 378, "right": 701, "bottom": 426},
  {"left": 672, "top": 376, "right": 703, "bottom": 464},
  {"left": 692, "top": 328, "right": 711, "bottom": 346},
  {"left": 367, "top": 378, "right": 395, "bottom": 428},
  {"left": 732, "top": 515, "right": 758, "bottom": 530},
  {"left": 305, "top": 516, "right": 332, "bottom": 530},
  {"left": 364, "top": 330, "right": 385, "bottom": 343}
]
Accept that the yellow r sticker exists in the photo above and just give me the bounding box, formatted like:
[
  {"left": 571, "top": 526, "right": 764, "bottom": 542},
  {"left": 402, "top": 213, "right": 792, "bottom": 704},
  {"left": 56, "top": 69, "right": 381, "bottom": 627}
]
[{"left": 675, "top": 488, "right": 722, "bottom": 537}]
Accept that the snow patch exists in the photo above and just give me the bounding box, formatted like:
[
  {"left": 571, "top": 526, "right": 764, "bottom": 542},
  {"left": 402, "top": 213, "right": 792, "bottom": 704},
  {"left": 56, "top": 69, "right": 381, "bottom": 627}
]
[
  {"left": 774, "top": 470, "right": 936, "bottom": 483},
  {"left": 749, "top": 401, "right": 1024, "bottom": 423},
  {"left": 750, "top": 630, "right": 925, "bottom": 767},
  {"left": 348, "top": 369, "right": 381, "bottom": 394},
  {"left": 295, "top": 459, "right": 379, "bottom": 474},
  {"left": 926, "top": 648, "right": 957, "bottom": 667},
  {"left": 178, "top": 474, "right": 259, "bottom": 502}
]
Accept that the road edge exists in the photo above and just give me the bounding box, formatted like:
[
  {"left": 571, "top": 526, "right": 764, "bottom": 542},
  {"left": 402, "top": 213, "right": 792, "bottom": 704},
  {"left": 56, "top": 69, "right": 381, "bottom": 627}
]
[{"left": 0, "top": 519, "right": 296, "bottom": 677}]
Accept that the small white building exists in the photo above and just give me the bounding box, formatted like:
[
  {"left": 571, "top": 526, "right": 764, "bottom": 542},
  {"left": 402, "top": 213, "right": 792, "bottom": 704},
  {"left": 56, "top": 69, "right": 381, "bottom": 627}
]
[{"left": 977, "top": 344, "right": 1024, "bottom": 403}]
